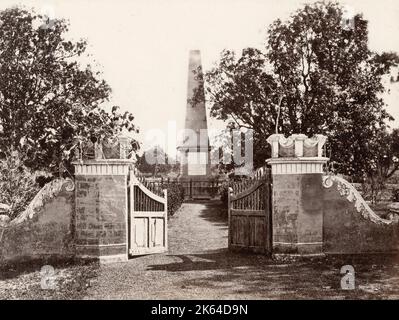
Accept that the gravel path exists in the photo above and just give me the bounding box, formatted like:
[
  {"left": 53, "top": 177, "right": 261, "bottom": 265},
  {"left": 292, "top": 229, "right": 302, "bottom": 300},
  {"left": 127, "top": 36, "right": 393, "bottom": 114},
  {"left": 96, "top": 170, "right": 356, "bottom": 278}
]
[
  {"left": 87, "top": 201, "right": 232, "bottom": 299},
  {"left": 86, "top": 200, "right": 399, "bottom": 300}
]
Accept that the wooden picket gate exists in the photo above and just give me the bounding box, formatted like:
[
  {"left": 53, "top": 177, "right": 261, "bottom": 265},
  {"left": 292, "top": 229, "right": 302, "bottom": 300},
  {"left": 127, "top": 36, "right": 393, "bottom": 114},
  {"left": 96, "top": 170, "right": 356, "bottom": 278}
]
[
  {"left": 228, "top": 167, "right": 272, "bottom": 254},
  {"left": 128, "top": 170, "right": 168, "bottom": 256}
]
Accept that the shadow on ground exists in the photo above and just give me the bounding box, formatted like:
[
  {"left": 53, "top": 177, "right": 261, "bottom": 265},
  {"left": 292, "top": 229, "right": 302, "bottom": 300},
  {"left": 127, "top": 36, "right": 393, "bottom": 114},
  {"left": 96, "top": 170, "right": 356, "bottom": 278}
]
[
  {"left": 147, "top": 249, "right": 399, "bottom": 299},
  {"left": 161, "top": 199, "right": 399, "bottom": 298},
  {"left": 197, "top": 200, "right": 228, "bottom": 227}
]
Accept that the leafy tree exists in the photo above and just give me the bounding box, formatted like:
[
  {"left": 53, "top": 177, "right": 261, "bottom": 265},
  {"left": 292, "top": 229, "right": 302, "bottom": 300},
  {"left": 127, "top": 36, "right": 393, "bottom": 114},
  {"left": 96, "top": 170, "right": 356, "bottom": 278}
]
[
  {"left": 0, "top": 7, "right": 138, "bottom": 175},
  {"left": 0, "top": 151, "right": 40, "bottom": 219},
  {"left": 362, "top": 129, "right": 399, "bottom": 203},
  {"left": 200, "top": 1, "right": 399, "bottom": 176}
]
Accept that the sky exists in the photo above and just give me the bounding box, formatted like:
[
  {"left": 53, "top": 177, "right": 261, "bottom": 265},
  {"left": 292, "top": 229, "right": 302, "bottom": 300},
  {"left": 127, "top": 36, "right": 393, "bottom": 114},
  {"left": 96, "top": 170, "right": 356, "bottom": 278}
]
[{"left": 1, "top": 0, "right": 399, "bottom": 157}]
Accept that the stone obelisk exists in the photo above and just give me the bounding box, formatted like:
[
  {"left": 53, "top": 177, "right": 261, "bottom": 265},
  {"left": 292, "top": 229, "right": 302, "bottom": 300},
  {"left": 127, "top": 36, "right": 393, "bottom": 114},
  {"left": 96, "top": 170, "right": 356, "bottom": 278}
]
[{"left": 178, "top": 50, "right": 211, "bottom": 193}]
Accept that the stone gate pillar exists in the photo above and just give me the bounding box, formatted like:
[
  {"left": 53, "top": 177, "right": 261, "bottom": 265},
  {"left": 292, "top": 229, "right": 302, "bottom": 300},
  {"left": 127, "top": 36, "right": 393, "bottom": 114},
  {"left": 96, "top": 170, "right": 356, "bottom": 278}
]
[
  {"left": 266, "top": 134, "right": 328, "bottom": 254},
  {"left": 73, "top": 137, "right": 133, "bottom": 263}
]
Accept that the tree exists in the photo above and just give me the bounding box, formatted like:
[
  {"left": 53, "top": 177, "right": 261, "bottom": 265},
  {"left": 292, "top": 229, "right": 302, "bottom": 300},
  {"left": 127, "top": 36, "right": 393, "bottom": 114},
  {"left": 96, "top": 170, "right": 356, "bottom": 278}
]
[
  {"left": 0, "top": 7, "right": 139, "bottom": 175},
  {"left": 200, "top": 1, "right": 399, "bottom": 176},
  {"left": 0, "top": 151, "right": 40, "bottom": 219},
  {"left": 362, "top": 129, "right": 399, "bottom": 203}
]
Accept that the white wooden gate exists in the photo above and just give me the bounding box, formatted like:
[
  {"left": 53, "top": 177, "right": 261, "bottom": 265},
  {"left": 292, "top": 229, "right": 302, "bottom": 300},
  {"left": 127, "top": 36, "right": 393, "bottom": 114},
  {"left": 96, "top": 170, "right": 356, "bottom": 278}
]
[{"left": 128, "top": 170, "right": 168, "bottom": 256}]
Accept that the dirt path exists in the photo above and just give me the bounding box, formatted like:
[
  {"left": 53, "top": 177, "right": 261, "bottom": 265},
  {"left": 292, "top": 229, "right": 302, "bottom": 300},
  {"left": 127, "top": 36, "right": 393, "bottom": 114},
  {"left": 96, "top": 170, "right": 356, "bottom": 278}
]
[{"left": 86, "top": 201, "right": 399, "bottom": 300}]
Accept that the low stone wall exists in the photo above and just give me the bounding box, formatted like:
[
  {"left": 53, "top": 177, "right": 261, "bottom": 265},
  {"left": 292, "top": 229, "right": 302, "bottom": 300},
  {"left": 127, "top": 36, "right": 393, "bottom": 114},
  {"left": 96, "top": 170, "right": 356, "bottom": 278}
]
[
  {"left": 323, "top": 176, "right": 399, "bottom": 254},
  {"left": 0, "top": 179, "right": 75, "bottom": 263},
  {"left": 2, "top": 163, "right": 398, "bottom": 262}
]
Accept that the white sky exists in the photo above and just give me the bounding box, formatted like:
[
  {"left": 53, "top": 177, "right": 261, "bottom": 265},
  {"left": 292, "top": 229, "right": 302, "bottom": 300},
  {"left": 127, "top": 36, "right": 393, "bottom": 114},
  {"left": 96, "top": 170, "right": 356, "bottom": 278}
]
[{"left": 1, "top": 0, "right": 399, "bottom": 156}]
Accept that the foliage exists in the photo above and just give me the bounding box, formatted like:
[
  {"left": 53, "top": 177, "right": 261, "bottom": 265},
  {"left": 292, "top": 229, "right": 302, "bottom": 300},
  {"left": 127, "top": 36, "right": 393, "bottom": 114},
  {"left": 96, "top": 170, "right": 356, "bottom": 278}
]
[
  {"left": 219, "top": 175, "right": 247, "bottom": 210},
  {"left": 0, "top": 7, "right": 139, "bottom": 176},
  {"left": 200, "top": 1, "right": 399, "bottom": 176},
  {"left": 219, "top": 184, "right": 229, "bottom": 209},
  {"left": 369, "top": 129, "right": 399, "bottom": 179},
  {"left": 360, "top": 129, "right": 399, "bottom": 203},
  {"left": 162, "top": 182, "right": 185, "bottom": 217},
  {"left": 0, "top": 151, "right": 41, "bottom": 219}
]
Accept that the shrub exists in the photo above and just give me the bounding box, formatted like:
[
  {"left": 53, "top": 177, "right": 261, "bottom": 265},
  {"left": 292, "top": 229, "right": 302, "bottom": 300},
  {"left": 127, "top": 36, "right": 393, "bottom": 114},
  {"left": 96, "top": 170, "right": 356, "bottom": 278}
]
[
  {"left": 220, "top": 184, "right": 229, "bottom": 208},
  {"left": 0, "top": 152, "right": 41, "bottom": 219},
  {"left": 162, "top": 183, "right": 185, "bottom": 217}
]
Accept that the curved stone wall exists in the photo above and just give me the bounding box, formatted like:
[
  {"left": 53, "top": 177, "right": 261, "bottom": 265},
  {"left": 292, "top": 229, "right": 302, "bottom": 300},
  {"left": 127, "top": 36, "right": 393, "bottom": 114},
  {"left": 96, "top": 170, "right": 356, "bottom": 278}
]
[
  {"left": 0, "top": 179, "right": 75, "bottom": 262},
  {"left": 267, "top": 133, "right": 399, "bottom": 255},
  {"left": 322, "top": 175, "right": 399, "bottom": 254}
]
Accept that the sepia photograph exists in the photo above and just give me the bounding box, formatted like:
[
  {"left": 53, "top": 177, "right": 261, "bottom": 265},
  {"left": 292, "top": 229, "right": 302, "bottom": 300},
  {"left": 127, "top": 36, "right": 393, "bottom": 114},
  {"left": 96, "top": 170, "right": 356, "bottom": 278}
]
[{"left": 0, "top": 0, "right": 399, "bottom": 308}]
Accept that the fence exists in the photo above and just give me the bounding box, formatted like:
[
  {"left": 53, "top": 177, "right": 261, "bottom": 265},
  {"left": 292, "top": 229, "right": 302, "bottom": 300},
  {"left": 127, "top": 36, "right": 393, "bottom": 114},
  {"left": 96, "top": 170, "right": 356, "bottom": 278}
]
[{"left": 133, "top": 169, "right": 225, "bottom": 200}]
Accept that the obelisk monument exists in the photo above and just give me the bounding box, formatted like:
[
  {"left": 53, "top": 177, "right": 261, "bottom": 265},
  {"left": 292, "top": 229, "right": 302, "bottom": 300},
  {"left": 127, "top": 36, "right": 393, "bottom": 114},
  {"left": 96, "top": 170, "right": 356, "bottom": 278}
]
[{"left": 178, "top": 50, "right": 212, "bottom": 194}]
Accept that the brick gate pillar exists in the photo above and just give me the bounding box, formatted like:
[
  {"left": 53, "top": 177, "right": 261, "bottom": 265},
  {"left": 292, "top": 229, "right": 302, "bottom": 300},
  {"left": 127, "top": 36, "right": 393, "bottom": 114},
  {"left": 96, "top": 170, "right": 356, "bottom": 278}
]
[
  {"left": 266, "top": 134, "right": 328, "bottom": 255},
  {"left": 73, "top": 137, "right": 133, "bottom": 263}
]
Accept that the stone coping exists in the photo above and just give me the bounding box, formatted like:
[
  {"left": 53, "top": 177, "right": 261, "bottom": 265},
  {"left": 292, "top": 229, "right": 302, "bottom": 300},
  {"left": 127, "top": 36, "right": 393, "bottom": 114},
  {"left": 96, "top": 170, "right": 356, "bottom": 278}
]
[
  {"left": 73, "top": 159, "right": 134, "bottom": 176},
  {"left": 266, "top": 157, "right": 329, "bottom": 164},
  {"left": 72, "top": 159, "right": 134, "bottom": 165},
  {"left": 266, "top": 157, "right": 329, "bottom": 175}
]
